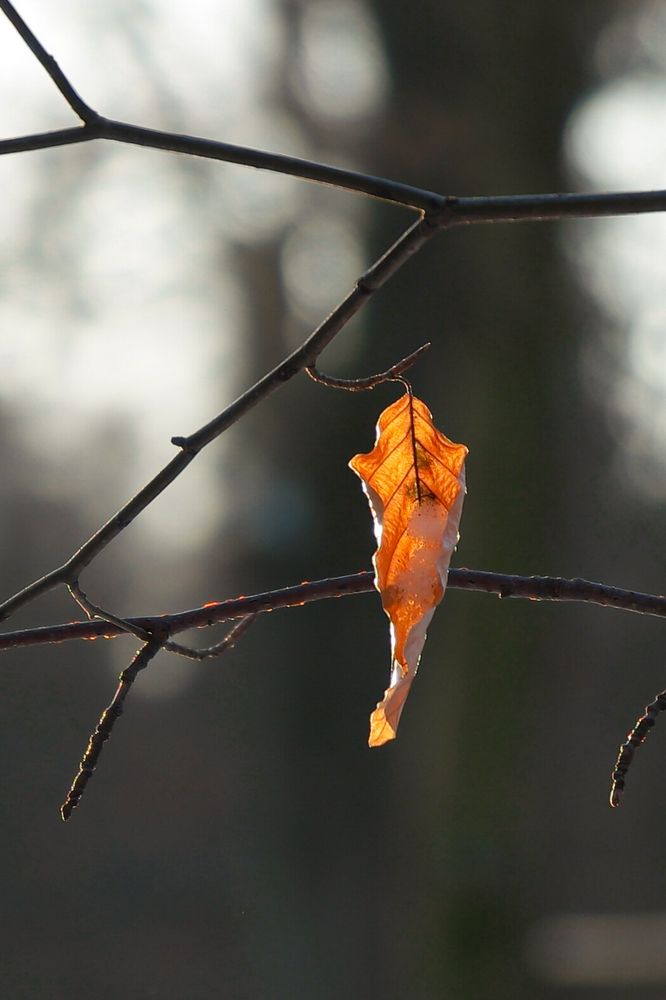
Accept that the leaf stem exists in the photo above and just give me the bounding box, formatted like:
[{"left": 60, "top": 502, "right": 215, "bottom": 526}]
[{"left": 305, "top": 343, "right": 430, "bottom": 391}]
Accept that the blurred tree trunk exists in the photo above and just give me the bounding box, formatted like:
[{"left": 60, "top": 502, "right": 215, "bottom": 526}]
[{"left": 362, "top": 3, "right": 613, "bottom": 997}]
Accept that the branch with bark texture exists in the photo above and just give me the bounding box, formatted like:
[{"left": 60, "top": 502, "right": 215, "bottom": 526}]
[{"left": 2, "top": 569, "right": 666, "bottom": 653}]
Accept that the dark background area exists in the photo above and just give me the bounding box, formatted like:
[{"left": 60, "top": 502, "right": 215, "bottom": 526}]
[{"left": 3, "top": 2, "right": 666, "bottom": 997}]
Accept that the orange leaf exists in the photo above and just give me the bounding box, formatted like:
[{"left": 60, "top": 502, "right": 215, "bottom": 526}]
[{"left": 349, "top": 392, "right": 468, "bottom": 746}]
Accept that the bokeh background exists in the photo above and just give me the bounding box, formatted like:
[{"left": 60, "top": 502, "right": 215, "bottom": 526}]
[{"left": 2, "top": 1, "right": 666, "bottom": 997}]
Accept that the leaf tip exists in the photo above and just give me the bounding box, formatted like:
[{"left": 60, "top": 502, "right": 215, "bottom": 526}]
[{"left": 368, "top": 707, "right": 397, "bottom": 747}]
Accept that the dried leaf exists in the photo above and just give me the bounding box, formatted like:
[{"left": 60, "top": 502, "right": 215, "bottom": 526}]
[{"left": 350, "top": 392, "right": 468, "bottom": 746}]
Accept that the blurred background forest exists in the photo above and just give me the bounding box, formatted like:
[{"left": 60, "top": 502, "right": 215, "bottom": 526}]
[{"left": 3, "top": 1, "right": 666, "bottom": 997}]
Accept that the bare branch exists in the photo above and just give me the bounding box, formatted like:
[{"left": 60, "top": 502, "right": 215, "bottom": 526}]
[
  {"left": 448, "top": 189, "right": 666, "bottom": 226},
  {"left": 610, "top": 689, "right": 666, "bottom": 808},
  {"left": 60, "top": 639, "right": 162, "bottom": 821},
  {"left": 58, "top": 618, "right": 258, "bottom": 821},
  {"left": 3, "top": 569, "right": 666, "bottom": 653},
  {"left": 165, "top": 614, "right": 258, "bottom": 661},
  {"left": 449, "top": 568, "right": 666, "bottom": 615},
  {"left": 68, "top": 581, "right": 153, "bottom": 644},
  {"left": 95, "top": 118, "right": 444, "bottom": 211},
  {"left": 0, "top": 447, "right": 198, "bottom": 622},
  {"left": 0, "top": 0, "right": 97, "bottom": 122},
  {"left": 0, "top": 114, "right": 441, "bottom": 209},
  {"left": 0, "top": 124, "right": 98, "bottom": 156}
]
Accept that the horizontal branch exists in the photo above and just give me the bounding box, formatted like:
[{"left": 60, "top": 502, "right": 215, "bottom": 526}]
[
  {"left": 0, "top": 125, "right": 96, "bottom": 155},
  {"left": 4, "top": 119, "right": 666, "bottom": 226},
  {"left": 4, "top": 0, "right": 666, "bottom": 224},
  {"left": 93, "top": 122, "right": 666, "bottom": 221},
  {"left": 2, "top": 568, "right": 665, "bottom": 653},
  {"left": 448, "top": 189, "right": 666, "bottom": 225}
]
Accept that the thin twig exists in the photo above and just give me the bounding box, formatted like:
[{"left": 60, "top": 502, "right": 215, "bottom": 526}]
[
  {"left": 60, "top": 639, "right": 162, "bottom": 821},
  {"left": 166, "top": 614, "right": 258, "bottom": 661},
  {"left": 3, "top": 569, "right": 666, "bottom": 653},
  {"left": 67, "top": 582, "right": 256, "bottom": 661},
  {"left": 0, "top": 125, "right": 98, "bottom": 156},
  {"left": 609, "top": 689, "right": 666, "bottom": 807},
  {"left": 0, "top": 0, "right": 96, "bottom": 122},
  {"left": 58, "top": 616, "right": 257, "bottom": 820},
  {"left": 306, "top": 343, "right": 430, "bottom": 391},
  {"left": 68, "top": 582, "right": 153, "bottom": 644}
]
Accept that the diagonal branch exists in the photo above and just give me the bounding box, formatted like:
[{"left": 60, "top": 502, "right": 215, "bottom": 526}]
[
  {"left": 57, "top": 617, "right": 259, "bottom": 822},
  {"left": 0, "top": 0, "right": 97, "bottom": 122},
  {"left": 0, "top": 215, "right": 438, "bottom": 625},
  {"left": 59, "top": 638, "right": 162, "bottom": 821},
  {"left": 609, "top": 688, "right": 666, "bottom": 807},
  {"left": 2, "top": 568, "right": 666, "bottom": 653}
]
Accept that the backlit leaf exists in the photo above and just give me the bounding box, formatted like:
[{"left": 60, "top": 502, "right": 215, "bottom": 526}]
[{"left": 350, "top": 392, "right": 468, "bottom": 746}]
